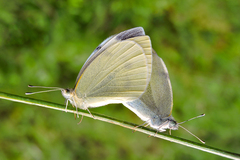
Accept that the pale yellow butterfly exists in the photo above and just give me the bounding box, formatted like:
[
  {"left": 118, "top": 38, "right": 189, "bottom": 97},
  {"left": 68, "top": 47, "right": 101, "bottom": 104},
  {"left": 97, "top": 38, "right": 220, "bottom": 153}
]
[{"left": 26, "top": 27, "right": 153, "bottom": 118}]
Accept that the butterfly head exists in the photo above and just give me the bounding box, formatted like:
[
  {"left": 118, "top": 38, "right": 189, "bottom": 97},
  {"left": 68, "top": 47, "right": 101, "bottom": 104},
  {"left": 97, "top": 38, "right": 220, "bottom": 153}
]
[
  {"left": 61, "top": 88, "right": 75, "bottom": 105},
  {"left": 150, "top": 116, "right": 178, "bottom": 132},
  {"left": 168, "top": 119, "right": 178, "bottom": 130}
]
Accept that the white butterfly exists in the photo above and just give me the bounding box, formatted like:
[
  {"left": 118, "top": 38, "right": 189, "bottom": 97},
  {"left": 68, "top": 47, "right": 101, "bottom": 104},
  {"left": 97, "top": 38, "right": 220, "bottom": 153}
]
[
  {"left": 123, "top": 51, "right": 205, "bottom": 143},
  {"left": 27, "top": 27, "right": 153, "bottom": 116}
]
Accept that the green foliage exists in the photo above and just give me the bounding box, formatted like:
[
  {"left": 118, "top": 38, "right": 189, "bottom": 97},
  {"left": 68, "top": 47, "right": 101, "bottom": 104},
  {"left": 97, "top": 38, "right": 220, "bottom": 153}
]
[{"left": 0, "top": 0, "right": 240, "bottom": 159}]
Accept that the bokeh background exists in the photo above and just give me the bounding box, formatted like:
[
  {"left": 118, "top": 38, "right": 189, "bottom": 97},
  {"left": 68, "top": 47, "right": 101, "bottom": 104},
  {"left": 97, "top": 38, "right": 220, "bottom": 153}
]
[{"left": 0, "top": 0, "right": 240, "bottom": 159}]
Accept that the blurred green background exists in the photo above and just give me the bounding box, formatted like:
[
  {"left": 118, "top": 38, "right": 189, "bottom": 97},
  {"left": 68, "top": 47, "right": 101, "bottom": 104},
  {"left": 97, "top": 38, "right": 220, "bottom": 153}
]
[{"left": 0, "top": 0, "right": 240, "bottom": 159}]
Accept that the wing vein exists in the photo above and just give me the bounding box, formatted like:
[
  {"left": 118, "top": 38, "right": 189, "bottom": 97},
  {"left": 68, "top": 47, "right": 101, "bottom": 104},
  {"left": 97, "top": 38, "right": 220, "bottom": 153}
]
[
  {"left": 86, "top": 48, "right": 146, "bottom": 93},
  {"left": 88, "top": 71, "right": 147, "bottom": 96}
]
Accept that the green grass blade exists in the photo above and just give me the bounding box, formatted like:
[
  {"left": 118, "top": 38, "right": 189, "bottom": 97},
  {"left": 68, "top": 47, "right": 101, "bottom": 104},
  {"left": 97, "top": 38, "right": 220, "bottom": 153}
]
[{"left": 0, "top": 91, "right": 239, "bottom": 160}]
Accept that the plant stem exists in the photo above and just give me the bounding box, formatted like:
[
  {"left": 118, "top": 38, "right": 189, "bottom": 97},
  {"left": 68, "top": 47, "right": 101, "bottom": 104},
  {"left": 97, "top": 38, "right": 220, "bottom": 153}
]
[{"left": 0, "top": 91, "right": 239, "bottom": 160}]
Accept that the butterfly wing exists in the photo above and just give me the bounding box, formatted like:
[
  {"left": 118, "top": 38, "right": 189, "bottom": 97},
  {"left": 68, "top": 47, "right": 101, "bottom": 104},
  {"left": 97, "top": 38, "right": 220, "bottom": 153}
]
[
  {"left": 127, "top": 36, "right": 152, "bottom": 83},
  {"left": 143, "top": 50, "right": 173, "bottom": 117},
  {"left": 75, "top": 37, "right": 152, "bottom": 108},
  {"left": 123, "top": 50, "right": 173, "bottom": 120},
  {"left": 75, "top": 27, "right": 147, "bottom": 86}
]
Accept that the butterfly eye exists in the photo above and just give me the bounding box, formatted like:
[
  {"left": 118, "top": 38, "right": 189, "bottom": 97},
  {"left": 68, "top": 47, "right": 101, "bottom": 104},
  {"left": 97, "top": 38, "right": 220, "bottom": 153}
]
[{"left": 169, "top": 120, "right": 177, "bottom": 129}]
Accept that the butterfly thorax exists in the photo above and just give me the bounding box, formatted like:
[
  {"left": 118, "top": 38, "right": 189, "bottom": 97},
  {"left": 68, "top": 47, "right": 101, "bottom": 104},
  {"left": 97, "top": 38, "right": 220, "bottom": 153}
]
[
  {"left": 150, "top": 115, "right": 178, "bottom": 132},
  {"left": 61, "top": 88, "right": 86, "bottom": 109}
]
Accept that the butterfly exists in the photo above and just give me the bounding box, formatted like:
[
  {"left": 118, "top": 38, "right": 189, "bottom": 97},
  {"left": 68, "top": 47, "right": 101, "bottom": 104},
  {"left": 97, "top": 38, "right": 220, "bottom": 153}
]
[
  {"left": 27, "top": 27, "right": 153, "bottom": 117},
  {"left": 123, "top": 51, "right": 205, "bottom": 143}
]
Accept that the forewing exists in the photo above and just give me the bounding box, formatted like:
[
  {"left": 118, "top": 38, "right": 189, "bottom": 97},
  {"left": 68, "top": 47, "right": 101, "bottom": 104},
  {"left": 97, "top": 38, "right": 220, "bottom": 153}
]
[
  {"left": 75, "top": 39, "right": 151, "bottom": 107},
  {"left": 74, "top": 27, "right": 146, "bottom": 86},
  {"left": 128, "top": 36, "right": 152, "bottom": 83}
]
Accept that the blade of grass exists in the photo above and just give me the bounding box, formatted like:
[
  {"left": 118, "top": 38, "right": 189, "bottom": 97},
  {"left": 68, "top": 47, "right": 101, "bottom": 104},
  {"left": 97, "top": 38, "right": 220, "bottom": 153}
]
[{"left": 0, "top": 91, "right": 239, "bottom": 160}]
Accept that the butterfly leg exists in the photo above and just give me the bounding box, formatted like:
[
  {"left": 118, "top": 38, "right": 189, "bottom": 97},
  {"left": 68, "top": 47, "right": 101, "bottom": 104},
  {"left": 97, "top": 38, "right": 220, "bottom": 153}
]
[
  {"left": 148, "top": 121, "right": 168, "bottom": 137},
  {"left": 144, "top": 123, "right": 150, "bottom": 127},
  {"left": 148, "top": 128, "right": 160, "bottom": 138},
  {"left": 77, "top": 115, "right": 84, "bottom": 125},
  {"left": 87, "top": 108, "right": 95, "bottom": 119},
  {"left": 132, "top": 121, "right": 149, "bottom": 133},
  {"left": 65, "top": 100, "right": 69, "bottom": 112},
  {"left": 75, "top": 106, "right": 79, "bottom": 118}
]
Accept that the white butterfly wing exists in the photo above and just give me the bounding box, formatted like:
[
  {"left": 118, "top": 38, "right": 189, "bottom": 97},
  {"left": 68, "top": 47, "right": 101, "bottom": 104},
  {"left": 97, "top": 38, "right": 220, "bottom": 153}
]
[
  {"left": 123, "top": 50, "right": 173, "bottom": 120},
  {"left": 75, "top": 27, "right": 146, "bottom": 85},
  {"left": 149, "top": 50, "right": 173, "bottom": 117},
  {"left": 75, "top": 38, "right": 152, "bottom": 107},
  {"left": 128, "top": 36, "right": 152, "bottom": 83}
]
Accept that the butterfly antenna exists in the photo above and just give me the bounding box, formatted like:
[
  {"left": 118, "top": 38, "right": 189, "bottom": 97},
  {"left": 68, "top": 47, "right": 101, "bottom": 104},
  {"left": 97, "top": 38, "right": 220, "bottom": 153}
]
[
  {"left": 25, "top": 85, "right": 64, "bottom": 95},
  {"left": 178, "top": 113, "right": 205, "bottom": 124},
  {"left": 178, "top": 125, "right": 205, "bottom": 144},
  {"left": 27, "top": 85, "right": 63, "bottom": 89}
]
